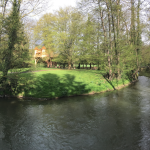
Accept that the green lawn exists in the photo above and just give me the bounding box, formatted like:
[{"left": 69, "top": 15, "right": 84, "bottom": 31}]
[
  {"left": 0, "top": 69, "right": 130, "bottom": 99},
  {"left": 0, "top": 67, "right": 62, "bottom": 74},
  {"left": 0, "top": 65, "right": 97, "bottom": 74}
]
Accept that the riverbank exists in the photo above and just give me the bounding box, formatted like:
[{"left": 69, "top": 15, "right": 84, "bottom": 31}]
[
  {"left": 0, "top": 70, "right": 133, "bottom": 100},
  {"left": 0, "top": 76, "right": 149, "bottom": 150},
  {"left": 139, "top": 70, "right": 150, "bottom": 78}
]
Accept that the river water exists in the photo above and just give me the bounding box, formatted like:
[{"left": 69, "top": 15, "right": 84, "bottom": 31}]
[{"left": 0, "top": 76, "right": 150, "bottom": 150}]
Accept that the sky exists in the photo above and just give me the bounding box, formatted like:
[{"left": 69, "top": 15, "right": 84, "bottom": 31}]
[
  {"left": 31, "top": 0, "right": 78, "bottom": 20},
  {"left": 49, "top": 0, "right": 77, "bottom": 12},
  {"left": 33, "top": 0, "right": 78, "bottom": 45}
]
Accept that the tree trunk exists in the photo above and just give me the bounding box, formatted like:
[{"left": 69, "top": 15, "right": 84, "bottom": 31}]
[
  {"left": 63, "top": 63, "right": 65, "bottom": 69},
  {"left": 99, "top": 2, "right": 107, "bottom": 55},
  {"left": 136, "top": 0, "right": 141, "bottom": 70},
  {"left": 98, "top": 62, "right": 100, "bottom": 70},
  {"left": 117, "top": 0, "right": 121, "bottom": 78},
  {"left": 68, "top": 62, "right": 71, "bottom": 69},
  {"left": 106, "top": 1, "right": 112, "bottom": 79},
  {"left": 131, "top": 0, "right": 136, "bottom": 45}
]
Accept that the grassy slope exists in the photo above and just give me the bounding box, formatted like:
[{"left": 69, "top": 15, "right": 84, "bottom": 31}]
[{"left": 10, "top": 69, "right": 130, "bottom": 99}]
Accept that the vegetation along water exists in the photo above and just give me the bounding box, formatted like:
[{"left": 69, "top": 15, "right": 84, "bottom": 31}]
[
  {"left": 1, "top": 0, "right": 150, "bottom": 149},
  {"left": 0, "top": 0, "right": 149, "bottom": 97},
  {"left": 0, "top": 75, "right": 150, "bottom": 149}
]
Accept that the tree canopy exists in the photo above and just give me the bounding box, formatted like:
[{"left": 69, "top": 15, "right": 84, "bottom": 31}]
[{"left": 33, "top": 0, "right": 150, "bottom": 78}]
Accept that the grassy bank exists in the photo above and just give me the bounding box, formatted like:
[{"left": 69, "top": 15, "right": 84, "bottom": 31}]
[{"left": 0, "top": 70, "right": 131, "bottom": 99}]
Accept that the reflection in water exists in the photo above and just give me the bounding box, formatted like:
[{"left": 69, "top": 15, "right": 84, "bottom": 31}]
[{"left": 0, "top": 76, "right": 150, "bottom": 149}]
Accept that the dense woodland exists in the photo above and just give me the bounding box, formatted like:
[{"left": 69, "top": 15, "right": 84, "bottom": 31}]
[
  {"left": 34, "top": 0, "right": 150, "bottom": 79},
  {"left": 0, "top": 0, "right": 150, "bottom": 95}
]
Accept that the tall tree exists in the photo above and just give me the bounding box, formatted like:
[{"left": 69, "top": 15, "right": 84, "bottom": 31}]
[
  {"left": 34, "top": 7, "right": 83, "bottom": 69},
  {"left": 79, "top": 15, "right": 97, "bottom": 67},
  {"left": 0, "top": 0, "right": 29, "bottom": 95},
  {"left": 55, "top": 7, "right": 83, "bottom": 69}
]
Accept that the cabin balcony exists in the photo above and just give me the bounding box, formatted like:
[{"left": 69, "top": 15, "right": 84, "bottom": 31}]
[{"left": 34, "top": 52, "right": 48, "bottom": 58}]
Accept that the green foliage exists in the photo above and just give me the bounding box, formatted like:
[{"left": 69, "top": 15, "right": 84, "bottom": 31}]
[
  {"left": 0, "top": 0, "right": 30, "bottom": 96},
  {"left": 140, "top": 45, "right": 150, "bottom": 66},
  {"left": 33, "top": 1, "right": 144, "bottom": 78},
  {"left": 1, "top": 0, "right": 29, "bottom": 72},
  {"left": 79, "top": 15, "right": 98, "bottom": 64},
  {"left": 34, "top": 7, "right": 83, "bottom": 68}
]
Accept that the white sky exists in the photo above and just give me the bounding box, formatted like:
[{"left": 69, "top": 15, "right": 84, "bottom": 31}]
[
  {"left": 31, "top": 0, "right": 78, "bottom": 20},
  {"left": 49, "top": 0, "right": 77, "bottom": 12}
]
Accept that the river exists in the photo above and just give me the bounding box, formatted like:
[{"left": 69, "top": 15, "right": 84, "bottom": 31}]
[{"left": 0, "top": 76, "right": 150, "bottom": 150}]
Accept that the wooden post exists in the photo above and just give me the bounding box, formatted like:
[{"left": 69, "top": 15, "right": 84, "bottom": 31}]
[
  {"left": 78, "top": 63, "right": 80, "bottom": 69},
  {"left": 90, "top": 63, "right": 91, "bottom": 69}
]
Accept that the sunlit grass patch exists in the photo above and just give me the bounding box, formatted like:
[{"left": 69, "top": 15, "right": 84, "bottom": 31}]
[
  {"left": 18, "top": 70, "right": 130, "bottom": 98},
  {"left": 0, "top": 69, "right": 130, "bottom": 98}
]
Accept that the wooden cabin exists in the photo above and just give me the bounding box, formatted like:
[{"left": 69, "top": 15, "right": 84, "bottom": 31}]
[
  {"left": 34, "top": 46, "right": 58, "bottom": 68},
  {"left": 34, "top": 46, "right": 47, "bottom": 61}
]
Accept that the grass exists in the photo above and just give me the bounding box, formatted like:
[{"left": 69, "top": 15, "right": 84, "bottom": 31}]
[
  {"left": 0, "top": 64, "right": 96, "bottom": 74},
  {"left": 0, "top": 69, "right": 130, "bottom": 99},
  {"left": 0, "top": 67, "right": 61, "bottom": 74}
]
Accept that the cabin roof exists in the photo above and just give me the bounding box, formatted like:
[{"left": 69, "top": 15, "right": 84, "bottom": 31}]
[
  {"left": 34, "top": 47, "right": 39, "bottom": 50},
  {"left": 34, "top": 46, "right": 58, "bottom": 58},
  {"left": 42, "top": 46, "right": 46, "bottom": 50}
]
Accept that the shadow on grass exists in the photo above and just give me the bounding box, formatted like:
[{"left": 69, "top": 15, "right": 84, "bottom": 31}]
[{"left": 16, "top": 73, "right": 91, "bottom": 99}]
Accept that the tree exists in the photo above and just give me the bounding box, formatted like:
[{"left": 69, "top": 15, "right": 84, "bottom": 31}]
[
  {"left": 0, "top": 0, "right": 29, "bottom": 96},
  {"left": 78, "top": 0, "right": 145, "bottom": 80},
  {"left": 33, "top": 0, "right": 145, "bottom": 81},
  {"left": 34, "top": 13, "right": 58, "bottom": 62},
  {"left": 34, "top": 7, "right": 83, "bottom": 69},
  {"left": 79, "top": 14, "right": 98, "bottom": 68},
  {"left": 55, "top": 7, "right": 83, "bottom": 69}
]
